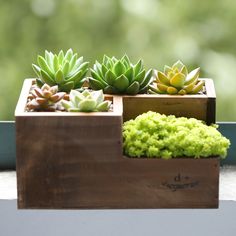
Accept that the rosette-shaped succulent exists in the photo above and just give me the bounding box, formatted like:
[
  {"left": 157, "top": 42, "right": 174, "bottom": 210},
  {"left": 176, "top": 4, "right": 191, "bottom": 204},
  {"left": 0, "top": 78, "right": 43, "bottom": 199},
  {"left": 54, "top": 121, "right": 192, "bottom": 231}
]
[
  {"left": 149, "top": 60, "right": 204, "bottom": 95},
  {"left": 88, "top": 55, "right": 153, "bottom": 95},
  {"left": 27, "top": 84, "right": 65, "bottom": 111},
  {"left": 32, "top": 49, "right": 89, "bottom": 92},
  {"left": 62, "top": 89, "right": 111, "bottom": 112}
]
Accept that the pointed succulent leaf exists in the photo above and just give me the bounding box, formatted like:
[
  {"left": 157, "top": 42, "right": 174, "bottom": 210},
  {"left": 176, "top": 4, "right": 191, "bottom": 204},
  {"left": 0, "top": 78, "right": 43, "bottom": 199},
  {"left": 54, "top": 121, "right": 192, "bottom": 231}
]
[
  {"left": 60, "top": 81, "right": 75, "bottom": 92},
  {"left": 126, "top": 81, "right": 140, "bottom": 95},
  {"left": 69, "top": 53, "right": 78, "bottom": 71},
  {"left": 78, "top": 99, "right": 97, "bottom": 112},
  {"left": 34, "top": 87, "right": 44, "bottom": 98},
  {"left": 58, "top": 50, "right": 64, "bottom": 64},
  {"left": 36, "top": 78, "right": 44, "bottom": 88},
  {"left": 167, "top": 86, "right": 178, "bottom": 94},
  {"left": 135, "top": 69, "right": 146, "bottom": 84},
  {"left": 75, "top": 78, "right": 86, "bottom": 88},
  {"left": 157, "top": 83, "right": 168, "bottom": 92},
  {"left": 105, "top": 70, "right": 116, "bottom": 85},
  {"left": 61, "top": 100, "right": 72, "bottom": 110},
  {"left": 53, "top": 55, "right": 60, "bottom": 73},
  {"left": 67, "top": 70, "right": 82, "bottom": 83},
  {"left": 191, "top": 80, "right": 204, "bottom": 94},
  {"left": 113, "top": 61, "right": 126, "bottom": 76},
  {"left": 124, "top": 67, "right": 133, "bottom": 82},
  {"left": 55, "top": 69, "right": 65, "bottom": 84},
  {"left": 149, "top": 84, "right": 165, "bottom": 94},
  {"left": 180, "top": 65, "right": 188, "bottom": 76},
  {"left": 140, "top": 69, "right": 153, "bottom": 88},
  {"left": 96, "top": 100, "right": 111, "bottom": 112},
  {"left": 70, "top": 90, "right": 84, "bottom": 106},
  {"left": 157, "top": 71, "right": 170, "bottom": 85},
  {"left": 134, "top": 59, "right": 143, "bottom": 76},
  {"left": 50, "top": 92, "right": 65, "bottom": 102},
  {"left": 101, "top": 64, "right": 108, "bottom": 77},
  {"left": 185, "top": 67, "right": 200, "bottom": 85},
  {"left": 164, "top": 65, "right": 172, "bottom": 75},
  {"left": 104, "top": 85, "right": 117, "bottom": 94},
  {"left": 103, "top": 55, "right": 110, "bottom": 65},
  {"left": 178, "top": 89, "right": 186, "bottom": 95},
  {"left": 113, "top": 75, "right": 129, "bottom": 92},
  {"left": 64, "top": 49, "right": 73, "bottom": 61},
  {"left": 138, "top": 84, "right": 150, "bottom": 94},
  {"left": 37, "top": 56, "right": 54, "bottom": 77},
  {"left": 32, "top": 64, "right": 41, "bottom": 77},
  {"left": 40, "top": 70, "right": 55, "bottom": 86},
  {"left": 62, "top": 61, "right": 70, "bottom": 77},
  {"left": 70, "top": 56, "right": 83, "bottom": 72},
  {"left": 184, "top": 81, "right": 196, "bottom": 93},
  {"left": 91, "top": 90, "right": 104, "bottom": 104},
  {"left": 170, "top": 73, "right": 185, "bottom": 88},
  {"left": 172, "top": 60, "right": 184, "bottom": 71},
  {"left": 89, "top": 77, "right": 105, "bottom": 90},
  {"left": 90, "top": 69, "right": 107, "bottom": 86}
]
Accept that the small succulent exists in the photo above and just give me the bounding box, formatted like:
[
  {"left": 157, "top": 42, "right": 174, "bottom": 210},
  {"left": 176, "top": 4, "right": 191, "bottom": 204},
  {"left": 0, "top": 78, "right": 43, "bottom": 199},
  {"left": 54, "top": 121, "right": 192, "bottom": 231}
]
[
  {"left": 62, "top": 89, "right": 111, "bottom": 112},
  {"left": 32, "top": 49, "right": 89, "bottom": 92},
  {"left": 149, "top": 60, "right": 204, "bottom": 95},
  {"left": 27, "top": 84, "right": 65, "bottom": 111},
  {"left": 88, "top": 55, "right": 153, "bottom": 95}
]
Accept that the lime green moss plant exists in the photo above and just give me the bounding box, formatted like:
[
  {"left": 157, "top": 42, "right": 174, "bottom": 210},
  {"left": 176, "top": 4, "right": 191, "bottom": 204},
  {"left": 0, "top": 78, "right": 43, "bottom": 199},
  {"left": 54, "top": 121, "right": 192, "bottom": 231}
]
[{"left": 123, "top": 112, "right": 230, "bottom": 159}]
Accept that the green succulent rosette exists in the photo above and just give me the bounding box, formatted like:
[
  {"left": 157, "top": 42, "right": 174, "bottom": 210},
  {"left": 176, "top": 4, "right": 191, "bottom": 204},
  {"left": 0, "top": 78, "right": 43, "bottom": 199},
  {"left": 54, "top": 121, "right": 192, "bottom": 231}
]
[{"left": 88, "top": 55, "right": 153, "bottom": 95}]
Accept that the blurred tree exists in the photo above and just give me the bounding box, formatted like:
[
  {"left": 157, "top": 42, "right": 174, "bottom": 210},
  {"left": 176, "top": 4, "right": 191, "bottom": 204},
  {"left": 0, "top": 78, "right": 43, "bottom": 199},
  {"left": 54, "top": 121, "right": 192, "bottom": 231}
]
[{"left": 0, "top": 0, "right": 235, "bottom": 120}]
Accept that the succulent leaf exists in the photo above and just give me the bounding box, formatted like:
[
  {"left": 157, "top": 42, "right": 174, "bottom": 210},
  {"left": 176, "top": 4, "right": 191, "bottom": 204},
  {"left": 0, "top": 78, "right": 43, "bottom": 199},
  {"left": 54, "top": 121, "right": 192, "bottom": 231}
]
[
  {"left": 167, "top": 86, "right": 178, "bottom": 94},
  {"left": 126, "top": 81, "right": 140, "bottom": 95},
  {"left": 113, "top": 75, "right": 129, "bottom": 92},
  {"left": 170, "top": 73, "right": 185, "bottom": 88}
]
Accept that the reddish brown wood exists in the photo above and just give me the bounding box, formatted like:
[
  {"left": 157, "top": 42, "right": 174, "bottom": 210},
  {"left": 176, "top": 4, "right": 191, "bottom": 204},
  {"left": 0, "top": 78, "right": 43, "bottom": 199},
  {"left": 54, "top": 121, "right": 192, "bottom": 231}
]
[
  {"left": 123, "top": 79, "right": 216, "bottom": 124},
  {"left": 15, "top": 79, "right": 219, "bottom": 209}
]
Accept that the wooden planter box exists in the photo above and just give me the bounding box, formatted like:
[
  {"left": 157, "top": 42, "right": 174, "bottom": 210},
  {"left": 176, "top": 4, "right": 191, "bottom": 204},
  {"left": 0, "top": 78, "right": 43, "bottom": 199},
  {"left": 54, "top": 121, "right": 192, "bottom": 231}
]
[
  {"left": 123, "top": 78, "right": 216, "bottom": 124},
  {"left": 15, "top": 79, "right": 219, "bottom": 209}
]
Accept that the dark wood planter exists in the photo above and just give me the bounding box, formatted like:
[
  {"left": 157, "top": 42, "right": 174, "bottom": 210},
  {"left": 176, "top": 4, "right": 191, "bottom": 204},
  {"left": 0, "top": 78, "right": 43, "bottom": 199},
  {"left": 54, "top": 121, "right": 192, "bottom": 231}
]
[
  {"left": 123, "top": 78, "right": 216, "bottom": 124},
  {"left": 15, "top": 79, "right": 219, "bottom": 209}
]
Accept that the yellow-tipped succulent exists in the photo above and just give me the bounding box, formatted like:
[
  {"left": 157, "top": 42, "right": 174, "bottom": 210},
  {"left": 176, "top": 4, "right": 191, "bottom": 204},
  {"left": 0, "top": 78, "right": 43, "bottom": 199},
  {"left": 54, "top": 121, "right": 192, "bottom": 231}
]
[{"left": 149, "top": 60, "right": 204, "bottom": 95}]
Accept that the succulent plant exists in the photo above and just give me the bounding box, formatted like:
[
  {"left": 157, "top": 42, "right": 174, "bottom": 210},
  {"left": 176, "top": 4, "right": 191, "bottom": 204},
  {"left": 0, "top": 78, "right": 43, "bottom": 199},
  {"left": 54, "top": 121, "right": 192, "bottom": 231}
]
[
  {"left": 27, "top": 84, "right": 65, "bottom": 111},
  {"left": 62, "top": 89, "right": 111, "bottom": 112},
  {"left": 32, "top": 49, "right": 89, "bottom": 92},
  {"left": 149, "top": 60, "right": 204, "bottom": 95},
  {"left": 88, "top": 55, "right": 153, "bottom": 95},
  {"left": 123, "top": 111, "right": 230, "bottom": 159}
]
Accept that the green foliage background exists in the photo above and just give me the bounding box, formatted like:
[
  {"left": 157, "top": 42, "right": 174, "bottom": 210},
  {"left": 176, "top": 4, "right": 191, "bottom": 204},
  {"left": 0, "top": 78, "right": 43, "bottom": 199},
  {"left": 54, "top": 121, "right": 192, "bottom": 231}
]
[{"left": 0, "top": 0, "right": 235, "bottom": 121}]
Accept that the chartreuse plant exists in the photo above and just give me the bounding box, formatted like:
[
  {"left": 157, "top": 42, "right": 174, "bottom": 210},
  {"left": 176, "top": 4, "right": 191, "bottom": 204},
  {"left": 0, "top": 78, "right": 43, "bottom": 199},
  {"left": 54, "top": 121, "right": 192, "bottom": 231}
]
[
  {"left": 27, "top": 84, "right": 65, "bottom": 111},
  {"left": 62, "top": 89, "right": 111, "bottom": 112},
  {"left": 88, "top": 55, "right": 153, "bottom": 95},
  {"left": 149, "top": 60, "right": 204, "bottom": 95},
  {"left": 32, "top": 49, "right": 89, "bottom": 92},
  {"left": 123, "top": 112, "right": 230, "bottom": 159}
]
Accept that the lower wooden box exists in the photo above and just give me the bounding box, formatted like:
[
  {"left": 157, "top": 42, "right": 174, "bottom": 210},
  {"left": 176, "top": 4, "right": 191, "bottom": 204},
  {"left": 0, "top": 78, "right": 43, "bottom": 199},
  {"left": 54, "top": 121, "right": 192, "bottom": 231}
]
[{"left": 17, "top": 156, "right": 219, "bottom": 209}]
